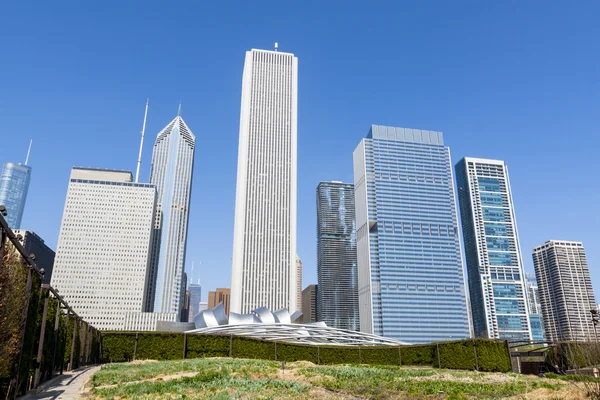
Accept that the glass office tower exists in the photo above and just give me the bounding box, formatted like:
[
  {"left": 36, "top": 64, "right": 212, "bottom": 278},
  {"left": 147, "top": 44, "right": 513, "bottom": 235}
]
[
  {"left": 316, "top": 181, "right": 359, "bottom": 331},
  {"left": 353, "top": 125, "right": 470, "bottom": 343},
  {"left": 456, "top": 158, "right": 532, "bottom": 340},
  {"left": 0, "top": 162, "right": 32, "bottom": 228}
]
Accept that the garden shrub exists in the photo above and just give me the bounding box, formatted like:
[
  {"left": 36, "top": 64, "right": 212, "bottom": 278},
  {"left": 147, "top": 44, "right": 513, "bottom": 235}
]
[
  {"left": 136, "top": 333, "right": 184, "bottom": 360},
  {"left": 401, "top": 345, "right": 435, "bottom": 366},
  {"left": 101, "top": 333, "right": 136, "bottom": 362},
  {"left": 276, "top": 343, "right": 318, "bottom": 363},
  {"left": 319, "top": 346, "right": 360, "bottom": 365},
  {"left": 360, "top": 346, "right": 400, "bottom": 365},
  {"left": 186, "top": 334, "right": 230, "bottom": 358},
  {"left": 438, "top": 340, "right": 476, "bottom": 370},
  {"left": 475, "top": 340, "right": 511, "bottom": 372},
  {"left": 231, "top": 337, "right": 275, "bottom": 360}
]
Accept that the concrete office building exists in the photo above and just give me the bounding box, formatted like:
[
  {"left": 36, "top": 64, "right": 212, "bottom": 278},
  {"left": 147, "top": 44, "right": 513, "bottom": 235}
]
[
  {"left": 13, "top": 230, "right": 55, "bottom": 284},
  {"left": 147, "top": 114, "right": 195, "bottom": 316},
  {"left": 354, "top": 125, "right": 470, "bottom": 343},
  {"left": 296, "top": 255, "right": 302, "bottom": 313},
  {"left": 316, "top": 181, "right": 359, "bottom": 331},
  {"left": 208, "top": 288, "right": 231, "bottom": 316},
  {"left": 302, "top": 284, "right": 318, "bottom": 323},
  {"left": 51, "top": 168, "right": 156, "bottom": 330},
  {"left": 456, "top": 158, "right": 532, "bottom": 340},
  {"left": 230, "top": 47, "right": 298, "bottom": 314},
  {"left": 533, "top": 240, "right": 598, "bottom": 341}
]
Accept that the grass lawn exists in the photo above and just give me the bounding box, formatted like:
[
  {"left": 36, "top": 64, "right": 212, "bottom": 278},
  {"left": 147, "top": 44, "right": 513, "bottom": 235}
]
[{"left": 84, "top": 357, "right": 584, "bottom": 399}]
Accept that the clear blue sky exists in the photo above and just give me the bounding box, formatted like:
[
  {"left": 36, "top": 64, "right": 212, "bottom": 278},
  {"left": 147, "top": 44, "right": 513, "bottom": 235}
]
[{"left": 1, "top": 2, "right": 599, "bottom": 302}]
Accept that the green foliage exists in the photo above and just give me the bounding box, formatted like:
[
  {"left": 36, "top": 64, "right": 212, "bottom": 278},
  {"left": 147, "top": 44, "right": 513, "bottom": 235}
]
[
  {"left": 438, "top": 340, "right": 477, "bottom": 370},
  {"left": 17, "top": 271, "right": 42, "bottom": 395},
  {"left": 475, "top": 339, "right": 512, "bottom": 372},
  {"left": 400, "top": 345, "right": 435, "bottom": 366},
  {"left": 186, "top": 335, "right": 230, "bottom": 358},
  {"left": 319, "top": 346, "right": 360, "bottom": 365},
  {"left": 360, "top": 346, "right": 399, "bottom": 366},
  {"left": 276, "top": 343, "right": 318, "bottom": 363},
  {"left": 231, "top": 337, "right": 275, "bottom": 360},
  {"left": 136, "top": 333, "right": 184, "bottom": 360},
  {"left": 101, "top": 333, "right": 136, "bottom": 362}
]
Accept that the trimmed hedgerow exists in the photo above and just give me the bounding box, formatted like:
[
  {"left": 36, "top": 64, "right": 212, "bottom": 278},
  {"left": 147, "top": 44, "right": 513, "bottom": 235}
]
[
  {"left": 276, "top": 343, "right": 319, "bottom": 364},
  {"left": 475, "top": 340, "right": 511, "bottom": 372},
  {"left": 438, "top": 341, "right": 476, "bottom": 370},
  {"left": 360, "top": 346, "right": 400, "bottom": 366},
  {"left": 319, "top": 346, "right": 360, "bottom": 365},
  {"left": 101, "top": 333, "right": 136, "bottom": 362},
  {"left": 401, "top": 345, "right": 435, "bottom": 366},
  {"left": 232, "top": 337, "right": 275, "bottom": 360},
  {"left": 186, "top": 335, "right": 230, "bottom": 358},
  {"left": 136, "top": 333, "right": 184, "bottom": 360}
]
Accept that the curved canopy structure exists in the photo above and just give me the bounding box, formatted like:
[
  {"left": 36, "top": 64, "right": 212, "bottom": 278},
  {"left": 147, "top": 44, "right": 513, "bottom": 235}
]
[{"left": 189, "top": 305, "right": 406, "bottom": 346}]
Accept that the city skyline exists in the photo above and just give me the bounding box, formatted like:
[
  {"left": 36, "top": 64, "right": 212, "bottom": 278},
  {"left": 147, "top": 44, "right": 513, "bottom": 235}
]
[{"left": 2, "top": 2, "right": 600, "bottom": 307}]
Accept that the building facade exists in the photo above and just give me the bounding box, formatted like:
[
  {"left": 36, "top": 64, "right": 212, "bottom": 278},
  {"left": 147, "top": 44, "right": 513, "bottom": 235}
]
[
  {"left": 13, "top": 230, "right": 55, "bottom": 284},
  {"left": 148, "top": 115, "right": 195, "bottom": 316},
  {"left": 188, "top": 283, "right": 202, "bottom": 322},
  {"left": 230, "top": 48, "right": 298, "bottom": 314},
  {"left": 533, "top": 240, "right": 598, "bottom": 341},
  {"left": 525, "top": 273, "right": 545, "bottom": 341},
  {"left": 353, "top": 125, "right": 470, "bottom": 343},
  {"left": 316, "top": 181, "right": 359, "bottom": 331},
  {"left": 0, "top": 162, "right": 32, "bottom": 229},
  {"left": 302, "top": 284, "right": 318, "bottom": 323},
  {"left": 51, "top": 168, "right": 156, "bottom": 330},
  {"left": 296, "top": 255, "right": 302, "bottom": 313},
  {"left": 208, "top": 288, "right": 231, "bottom": 316},
  {"left": 455, "top": 158, "right": 532, "bottom": 341}
]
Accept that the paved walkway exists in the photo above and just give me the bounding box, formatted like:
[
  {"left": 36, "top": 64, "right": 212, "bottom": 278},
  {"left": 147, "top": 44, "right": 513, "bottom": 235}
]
[{"left": 19, "top": 365, "right": 100, "bottom": 400}]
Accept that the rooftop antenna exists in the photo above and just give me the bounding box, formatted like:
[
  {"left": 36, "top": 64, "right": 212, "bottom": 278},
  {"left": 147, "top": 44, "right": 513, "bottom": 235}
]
[
  {"left": 24, "top": 139, "right": 32, "bottom": 165},
  {"left": 274, "top": 42, "right": 278, "bottom": 52},
  {"left": 178, "top": 101, "right": 182, "bottom": 117},
  {"left": 135, "top": 98, "right": 149, "bottom": 183}
]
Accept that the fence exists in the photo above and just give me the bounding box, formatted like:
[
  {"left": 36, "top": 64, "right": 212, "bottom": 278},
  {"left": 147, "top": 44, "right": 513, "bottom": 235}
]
[
  {"left": 0, "top": 210, "right": 101, "bottom": 399},
  {"left": 101, "top": 332, "right": 513, "bottom": 373}
]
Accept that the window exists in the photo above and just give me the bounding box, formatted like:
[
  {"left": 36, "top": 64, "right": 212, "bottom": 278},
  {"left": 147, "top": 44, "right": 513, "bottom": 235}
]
[
  {"left": 489, "top": 252, "right": 512, "bottom": 266},
  {"left": 484, "top": 223, "right": 508, "bottom": 237},
  {"left": 480, "top": 193, "right": 503, "bottom": 206},
  {"left": 487, "top": 237, "right": 510, "bottom": 251},
  {"left": 483, "top": 207, "right": 506, "bottom": 222},
  {"left": 478, "top": 177, "right": 501, "bottom": 192},
  {"left": 497, "top": 315, "right": 523, "bottom": 330},
  {"left": 495, "top": 299, "right": 520, "bottom": 314},
  {"left": 493, "top": 283, "right": 517, "bottom": 298}
]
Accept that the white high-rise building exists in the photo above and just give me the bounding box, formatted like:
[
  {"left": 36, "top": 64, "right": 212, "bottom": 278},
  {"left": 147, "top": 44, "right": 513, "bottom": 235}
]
[
  {"left": 147, "top": 115, "right": 195, "bottom": 315},
  {"left": 51, "top": 168, "right": 156, "bottom": 330},
  {"left": 230, "top": 47, "right": 298, "bottom": 314}
]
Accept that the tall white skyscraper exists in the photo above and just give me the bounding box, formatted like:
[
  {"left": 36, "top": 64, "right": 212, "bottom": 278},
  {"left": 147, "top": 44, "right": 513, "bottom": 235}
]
[
  {"left": 51, "top": 168, "right": 156, "bottom": 330},
  {"left": 230, "top": 47, "right": 298, "bottom": 314},
  {"left": 148, "top": 115, "right": 195, "bottom": 315}
]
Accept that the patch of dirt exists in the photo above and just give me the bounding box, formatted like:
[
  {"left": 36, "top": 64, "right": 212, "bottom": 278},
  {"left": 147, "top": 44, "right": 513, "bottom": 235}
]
[
  {"left": 509, "top": 386, "right": 586, "bottom": 400},
  {"left": 129, "top": 359, "right": 158, "bottom": 365},
  {"left": 92, "top": 371, "right": 199, "bottom": 390},
  {"left": 290, "top": 360, "right": 317, "bottom": 368}
]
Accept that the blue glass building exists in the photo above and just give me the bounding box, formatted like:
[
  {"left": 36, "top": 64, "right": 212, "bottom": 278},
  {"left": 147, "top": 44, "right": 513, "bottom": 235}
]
[
  {"left": 456, "top": 158, "right": 532, "bottom": 340},
  {"left": 353, "top": 125, "right": 470, "bottom": 343},
  {"left": 0, "top": 162, "right": 32, "bottom": 229}
]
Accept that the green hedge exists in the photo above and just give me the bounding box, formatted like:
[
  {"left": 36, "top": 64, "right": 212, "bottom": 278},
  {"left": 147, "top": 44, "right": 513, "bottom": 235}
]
[
  {"left": 361, "top": 347, "right": 399, "bottom": 365},
  {"left": 401, "top": 345, "right": 435, "bottom": 366},
  {"left": 232, "top": 337, "right": 275, "bottom": 360},
  {"left": 136, "top": 333, "right": 184, "bottom": 360},
  {"left": 476, "top": 340, "right": 511, "bottom": 372},
  {"left": 276, "top": 343, "right": 319, "bottom": 363},
  {"left": 102, "top": 333, "right": 136, "bottom": 362},
  {"left": 186, "top": 335, "right": 230, "bottom": 358},
  {"left": 439, "top": 341, "right": 476, "bottom": 370},
  {"left": 320, "top": 346, "right": 361, "bottom": 365}
]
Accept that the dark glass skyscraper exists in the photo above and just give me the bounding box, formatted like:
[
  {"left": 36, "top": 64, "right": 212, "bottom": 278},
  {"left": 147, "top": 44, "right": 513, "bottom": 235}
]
[
  {"left": 0, "top": 162, "right": 31, "bottom": 229},
  {"left": 353, "top": 125, "right": 470, "bottom": 343},
  {"left": 316, "top": 181, "right": 359, "bottom": 331}
]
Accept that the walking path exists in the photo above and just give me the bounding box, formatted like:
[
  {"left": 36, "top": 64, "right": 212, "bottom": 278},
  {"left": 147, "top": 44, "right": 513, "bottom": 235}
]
[{"left": 18, "top": 365, "right": 100, "bottom": 400}]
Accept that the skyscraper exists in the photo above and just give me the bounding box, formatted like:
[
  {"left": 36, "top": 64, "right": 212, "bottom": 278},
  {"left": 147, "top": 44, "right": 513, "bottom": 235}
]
[
  {"left": 302, "top": 284, "right": 318, "bottom": 323},
  {"left": 12, "top": 230, "right": 55, "bottom": 284},
  {"left": 51, "top": 167, "right": 156, "bottom": 330},
  {"left": 230, "top": 47, "right": 298, "bottom": 314},
  {"left": 0, "top": 161, "right": 32, "bottom": 229},
  {"left": 455, "top": 158, "right": 532, "bottom": 341},
  {"left": 316, "top": 181, "right": 359, "bottom": 331},
  {"left": 353, "top": 125, "right": 470, "bottom": 343},
  {"left": 208, "top": 288, "right": 231, "bottom": 316},
  {"left": 188, "top": 282, "right": 202, "bottom": 322},
  {"left": 296, "top": 255, "right": 302, "bottom": 313},
  {"left": 147, "top": 114, "right": 195, "bottom": 316},
  {"left": 525, "top": 274, "right": 545, "bottom": 341},
  {"left": 533, "top": 240, "right": 598, "bottom": 342}
]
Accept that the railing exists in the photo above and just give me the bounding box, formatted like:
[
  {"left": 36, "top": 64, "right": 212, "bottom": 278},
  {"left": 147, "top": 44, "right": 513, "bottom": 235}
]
[{"left": 0, "top": 207, "right": 101, "bottom": 399}]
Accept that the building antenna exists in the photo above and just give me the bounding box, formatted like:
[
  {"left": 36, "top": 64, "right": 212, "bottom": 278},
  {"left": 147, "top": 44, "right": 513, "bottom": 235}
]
[
  {"left": 274, "top": 42, "right": 278, "bottom": 52},
  {"left": 135, "top": 98, "right": 149, "bottom": 183},
  {"left": 178, "top": 101, "right": 182, "bottom": 117},
  {"left": 25, "top": 139, "right": 32, "bottom": 165}
]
